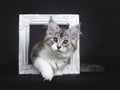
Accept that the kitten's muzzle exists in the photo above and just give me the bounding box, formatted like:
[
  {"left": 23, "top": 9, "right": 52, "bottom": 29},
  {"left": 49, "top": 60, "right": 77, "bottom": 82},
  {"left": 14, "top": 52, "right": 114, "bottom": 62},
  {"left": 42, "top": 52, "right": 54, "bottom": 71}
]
[{"left": 55, "top": 49, "right": 62, "bottom": 53}]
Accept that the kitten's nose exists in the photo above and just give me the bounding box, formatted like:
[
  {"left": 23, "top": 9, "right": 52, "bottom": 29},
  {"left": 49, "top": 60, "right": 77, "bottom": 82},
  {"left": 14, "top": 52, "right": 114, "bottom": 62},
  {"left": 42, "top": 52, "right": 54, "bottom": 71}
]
[{"left": 57, "top": 46, "right": 61, "bottom": 49}]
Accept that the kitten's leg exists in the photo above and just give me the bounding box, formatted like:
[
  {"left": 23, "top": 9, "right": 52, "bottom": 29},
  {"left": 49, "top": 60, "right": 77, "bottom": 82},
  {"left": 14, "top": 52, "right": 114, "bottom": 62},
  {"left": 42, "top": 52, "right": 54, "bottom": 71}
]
[{"left": 33, "top": 57, "right": 54, "bottom": 81}]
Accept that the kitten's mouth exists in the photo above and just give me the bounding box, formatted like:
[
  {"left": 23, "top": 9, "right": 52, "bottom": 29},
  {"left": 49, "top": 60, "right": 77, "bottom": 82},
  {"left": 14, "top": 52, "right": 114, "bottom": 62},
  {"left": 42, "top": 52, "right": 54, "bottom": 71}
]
[{"left": 55, "top": 50, "right": 62, "bottom": 53}]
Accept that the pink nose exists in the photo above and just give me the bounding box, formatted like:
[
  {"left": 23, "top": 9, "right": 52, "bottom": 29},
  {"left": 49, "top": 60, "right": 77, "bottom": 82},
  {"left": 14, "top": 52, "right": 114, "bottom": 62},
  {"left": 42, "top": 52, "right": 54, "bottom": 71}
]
[{"left": 57, "top": 46, "right": 61, "bottom": 49}]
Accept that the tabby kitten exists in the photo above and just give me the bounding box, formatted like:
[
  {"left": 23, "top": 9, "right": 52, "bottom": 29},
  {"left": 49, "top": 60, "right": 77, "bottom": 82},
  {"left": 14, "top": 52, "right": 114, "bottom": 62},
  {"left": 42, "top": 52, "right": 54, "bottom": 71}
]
[{"left": 31, "top": 16, "right": 80, "bottom": 81}]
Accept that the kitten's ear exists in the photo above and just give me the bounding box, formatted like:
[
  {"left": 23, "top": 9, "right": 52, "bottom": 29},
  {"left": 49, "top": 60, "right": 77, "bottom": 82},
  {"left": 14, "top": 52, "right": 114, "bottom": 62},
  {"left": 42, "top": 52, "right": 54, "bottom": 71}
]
[
  {"left": 49, "top": 16, "right": 55, "bottom": 23},
  {"left": 67, "top": 24, "right": 81, "bottom": 39},
  {"left": 74, "top": 24, "right": 80, "bottom": 31},
  {"left": 74, "top": 24, "right": 83, "bottom": 35},
  {"left": 47, "top": 16, "right": 59, "bottom": 35}
]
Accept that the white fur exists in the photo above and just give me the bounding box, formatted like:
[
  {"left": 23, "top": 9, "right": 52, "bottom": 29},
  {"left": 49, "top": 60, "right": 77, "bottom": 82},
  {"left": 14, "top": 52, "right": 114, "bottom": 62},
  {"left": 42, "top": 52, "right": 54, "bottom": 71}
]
[
  {"left": 59, "top": 46, "right": 67, "bottom": 52},
  {"left": 51, "top": 43, "right": 58, "bottom": 51}
]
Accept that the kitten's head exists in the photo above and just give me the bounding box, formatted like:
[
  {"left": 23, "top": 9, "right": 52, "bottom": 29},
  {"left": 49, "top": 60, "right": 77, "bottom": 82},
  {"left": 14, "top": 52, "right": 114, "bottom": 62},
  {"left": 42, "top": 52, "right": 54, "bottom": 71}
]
[{"left": 44, "top": 16, "right": 80, "bottom": 57}]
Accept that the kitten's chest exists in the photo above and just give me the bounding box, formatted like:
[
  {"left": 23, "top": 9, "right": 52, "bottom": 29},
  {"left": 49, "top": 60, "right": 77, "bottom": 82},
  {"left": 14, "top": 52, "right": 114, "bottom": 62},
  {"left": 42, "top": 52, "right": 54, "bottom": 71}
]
[{"left": 39, "top": 49, "right": 68, "bottom": 69}]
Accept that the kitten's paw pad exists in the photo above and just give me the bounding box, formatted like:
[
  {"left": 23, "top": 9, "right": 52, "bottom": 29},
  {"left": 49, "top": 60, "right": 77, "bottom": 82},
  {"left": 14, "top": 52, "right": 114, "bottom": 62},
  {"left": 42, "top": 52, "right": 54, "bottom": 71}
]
[{"left": 41, "top": 71, "right": 54, "bottom": 81}]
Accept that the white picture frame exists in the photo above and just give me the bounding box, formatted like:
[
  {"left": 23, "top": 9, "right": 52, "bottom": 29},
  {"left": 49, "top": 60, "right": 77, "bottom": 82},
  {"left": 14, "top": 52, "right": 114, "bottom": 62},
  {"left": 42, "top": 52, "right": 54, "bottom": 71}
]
[{"left": 19, "top": 14, "right": 80, "bottom": 75}]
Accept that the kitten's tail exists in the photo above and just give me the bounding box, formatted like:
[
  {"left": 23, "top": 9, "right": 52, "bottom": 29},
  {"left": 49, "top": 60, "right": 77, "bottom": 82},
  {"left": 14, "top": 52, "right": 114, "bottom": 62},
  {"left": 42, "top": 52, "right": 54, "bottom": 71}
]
[{"left": 80, "top": 63, "right": 104, "bottom": 72}]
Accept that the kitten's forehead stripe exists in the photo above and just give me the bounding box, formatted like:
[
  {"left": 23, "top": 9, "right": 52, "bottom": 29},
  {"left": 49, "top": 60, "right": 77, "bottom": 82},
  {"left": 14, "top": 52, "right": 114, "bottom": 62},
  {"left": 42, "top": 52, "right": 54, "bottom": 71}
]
[{"left": 59, "top": 28, "right": 67, "bottom": 38}]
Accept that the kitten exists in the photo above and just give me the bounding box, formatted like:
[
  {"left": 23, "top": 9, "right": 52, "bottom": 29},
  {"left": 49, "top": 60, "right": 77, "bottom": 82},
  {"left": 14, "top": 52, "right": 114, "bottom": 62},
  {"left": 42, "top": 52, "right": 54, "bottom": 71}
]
[{"left": 31, "top": 16, "right": 80, "bottom": 81}]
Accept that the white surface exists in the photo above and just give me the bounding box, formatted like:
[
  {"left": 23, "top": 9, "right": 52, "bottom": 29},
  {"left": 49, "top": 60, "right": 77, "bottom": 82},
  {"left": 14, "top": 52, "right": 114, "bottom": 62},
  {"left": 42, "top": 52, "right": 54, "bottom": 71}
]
[{"left": 19, "top": 14, "right": 80, "bottom": 75}]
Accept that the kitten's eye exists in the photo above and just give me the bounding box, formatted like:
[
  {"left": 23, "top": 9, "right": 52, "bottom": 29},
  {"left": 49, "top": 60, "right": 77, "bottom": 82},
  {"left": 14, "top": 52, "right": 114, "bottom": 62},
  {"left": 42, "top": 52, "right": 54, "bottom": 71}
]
[
  {"left": 63, "top": 40, "right": 68, "bottom": 44},
  {"left": 53, "top": 37, "right": 57, "bottom": 42}
]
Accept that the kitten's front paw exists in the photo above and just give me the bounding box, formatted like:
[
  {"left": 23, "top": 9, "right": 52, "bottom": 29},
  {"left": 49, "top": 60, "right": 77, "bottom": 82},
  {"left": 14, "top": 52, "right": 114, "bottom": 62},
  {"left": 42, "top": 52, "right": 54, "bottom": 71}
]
[{"left": 41, "top": 71, "right": 54, "bottom": 81}]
